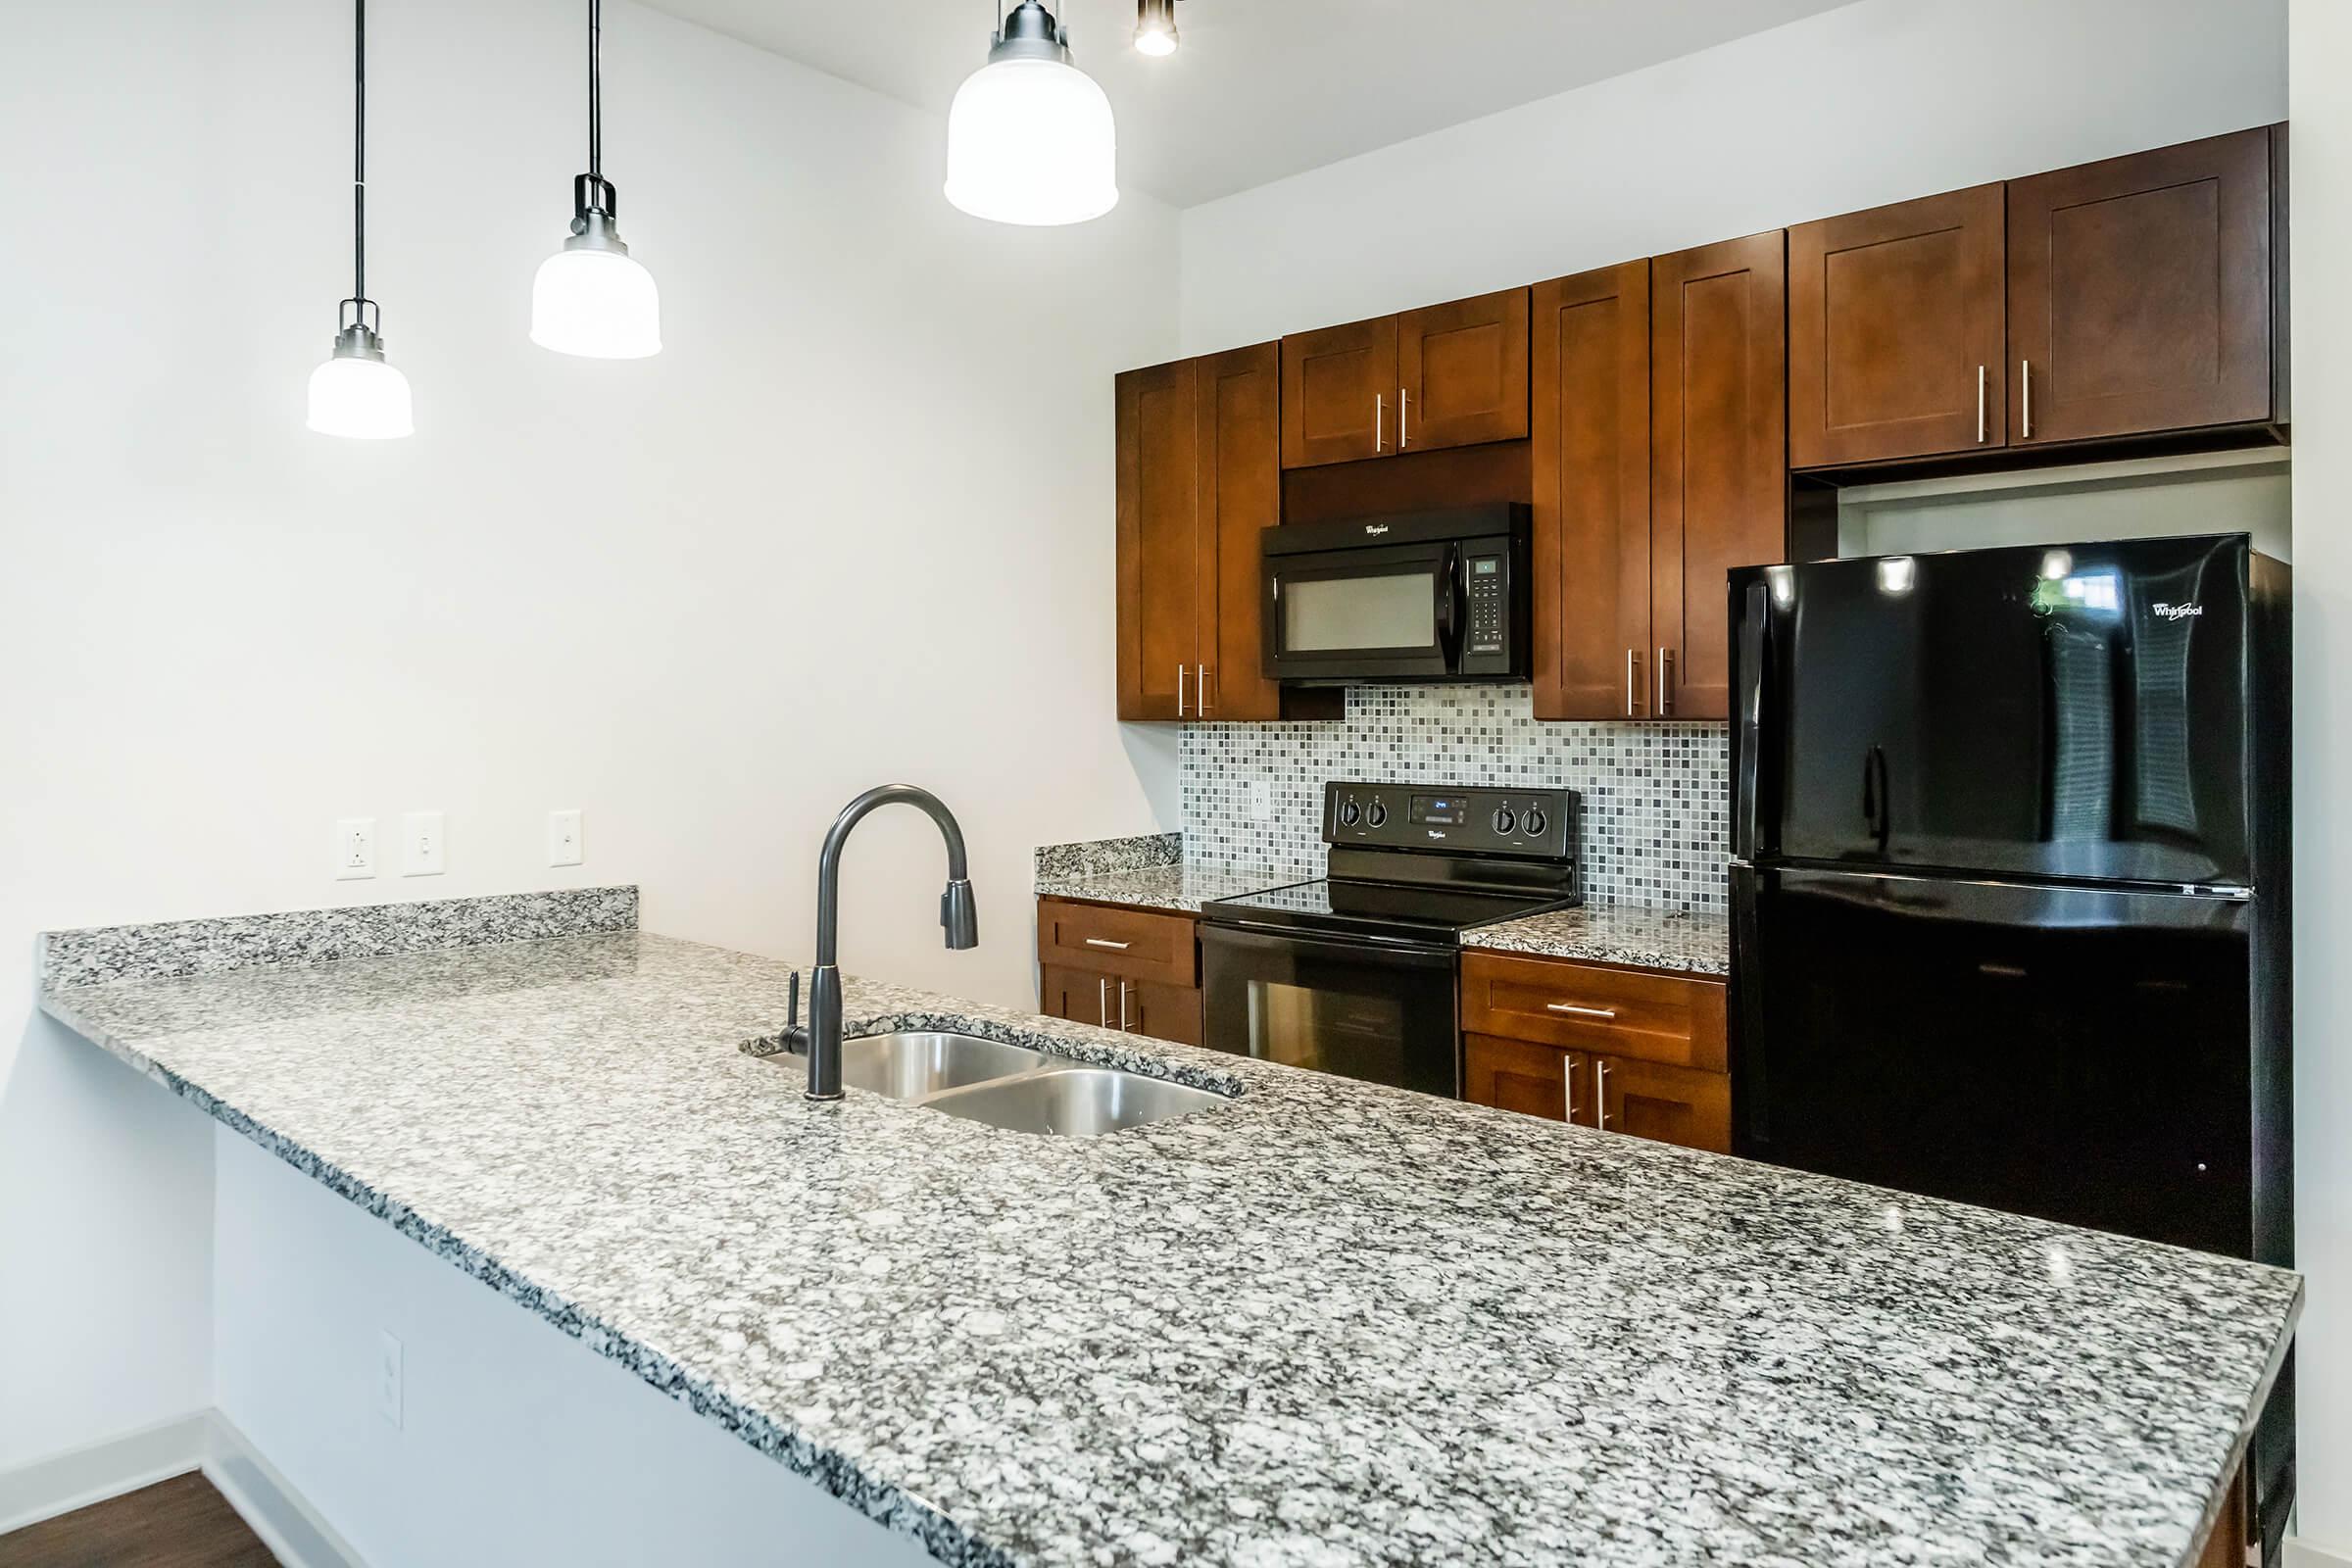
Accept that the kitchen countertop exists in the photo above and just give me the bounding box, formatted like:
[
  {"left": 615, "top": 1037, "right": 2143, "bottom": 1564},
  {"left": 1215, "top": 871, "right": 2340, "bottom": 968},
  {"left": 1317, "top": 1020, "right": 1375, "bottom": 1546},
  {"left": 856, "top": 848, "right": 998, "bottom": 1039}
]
[
  {"left": 1464, "top": 904, "right": 1731, "bottom": 976},
  {"left": 1036, "top": 860, "right": 1731, "bottom": 974},
  {"left": 42, "top": 926, "right": 2295, "bottom": 1568}
]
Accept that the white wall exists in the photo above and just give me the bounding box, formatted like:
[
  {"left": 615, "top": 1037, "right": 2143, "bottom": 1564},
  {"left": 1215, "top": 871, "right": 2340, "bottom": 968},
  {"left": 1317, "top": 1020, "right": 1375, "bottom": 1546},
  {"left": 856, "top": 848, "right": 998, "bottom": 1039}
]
[
  {"left": 2288, "top": 0, "right": 2352, "bottom": 1549},
  {"left": 212, "top": 1128, "right": 934, "bottom": 1565},
  {"left": 0, "top": 0, "right": 1178, "bottom": 1473},
  {"left": 1178, "top": 0, "right": 2286, "bottom": 353}
]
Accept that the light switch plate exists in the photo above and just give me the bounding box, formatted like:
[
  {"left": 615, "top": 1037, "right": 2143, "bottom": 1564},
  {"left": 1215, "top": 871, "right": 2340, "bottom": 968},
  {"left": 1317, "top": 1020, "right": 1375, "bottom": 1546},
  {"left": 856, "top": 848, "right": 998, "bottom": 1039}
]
[
  {"left": 334, "top": 818, "right": 376, "bottom": 880},
  {"left": 1246, "top": 780, "right": 1273, "bottom": 821},
  {"left": 402, "top": 811, "right": 445, "bottom": 877},
  {"left": 548, "top": 808, "right": 583, "bottom": 867}
]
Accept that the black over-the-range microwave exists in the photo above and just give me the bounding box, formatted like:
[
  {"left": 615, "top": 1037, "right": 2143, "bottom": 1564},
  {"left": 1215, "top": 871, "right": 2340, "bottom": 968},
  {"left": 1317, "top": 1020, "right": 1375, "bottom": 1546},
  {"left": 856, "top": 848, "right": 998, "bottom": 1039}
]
[{"left": 1259, "top": 504, "right": 1532, "bottom": 685}]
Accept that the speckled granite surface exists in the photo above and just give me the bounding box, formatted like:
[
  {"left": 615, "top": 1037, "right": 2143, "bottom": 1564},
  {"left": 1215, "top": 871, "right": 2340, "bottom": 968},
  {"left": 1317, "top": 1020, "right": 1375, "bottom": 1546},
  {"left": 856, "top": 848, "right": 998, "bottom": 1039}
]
[
  {"left": 1034, "top": 832, "right": 1183, "bottom": 882},
  {"left": 42, "top": 931, "right": 2295, "bottom": 1568},
  {"left": 1033, "top": 861, "right": 1285, "bottom": 915},
  {"left": 37, "top": 885, "right": 638, "bottom": 989},
  {"left": 1465, "top": 905, "right": 1732, "bottom": 976}
]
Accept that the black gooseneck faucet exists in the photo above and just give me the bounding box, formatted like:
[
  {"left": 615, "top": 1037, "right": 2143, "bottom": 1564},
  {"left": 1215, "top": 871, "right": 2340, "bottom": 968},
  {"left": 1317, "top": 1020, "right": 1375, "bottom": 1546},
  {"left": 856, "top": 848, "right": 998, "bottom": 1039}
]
[{"left": 783, "top": 785, "right": 979, "bottom": 1101}]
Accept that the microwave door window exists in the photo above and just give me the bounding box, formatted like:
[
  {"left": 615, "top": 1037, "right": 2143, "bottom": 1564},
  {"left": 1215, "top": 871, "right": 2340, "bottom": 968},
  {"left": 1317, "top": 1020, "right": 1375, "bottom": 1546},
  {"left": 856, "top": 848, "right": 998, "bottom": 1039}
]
[{"left": 1286, "top": 572, "right": 1436, "bottom": 653}]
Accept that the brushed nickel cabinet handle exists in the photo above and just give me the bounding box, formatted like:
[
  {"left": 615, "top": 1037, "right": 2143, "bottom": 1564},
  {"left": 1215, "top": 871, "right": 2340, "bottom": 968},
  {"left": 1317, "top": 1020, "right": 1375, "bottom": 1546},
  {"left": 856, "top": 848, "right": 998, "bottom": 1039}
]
[
  {"left": 1098, "top": 978, "right": 1109, "bottom": 1028},
  {"left": 1626, "top": 649, "right": 1640, "bottom": 718},
  {"left": 1119, "top": 980, "right": 1132, "bottom": 1032},
  {"left": 1175, "top": 662, "right": 1187, "bottom": 717},
  {"left": 1196, "top": 663, "right": 1209, "bottom": 714},
  {"left": 1084, "top": 937, "right": 1132, "bottom": 951},
  {"left": 1546, "top": 1002, "right": 1619, "bottom": 1019},
  {"left": 1375, "top": 392, "right": 1387, "bottom": 453},
  {"left": 1593, "top": 1056, "right": 1613, "bottom": 1130},
  {"left": 1563, "top": 1053, "right": 1582, "bottom": 1122},
  {"left": 1399, "top": 386, "right": 1411, "bottom": 448},
  {"left": 1656, "top": 647, "right": 1676, "bottom": 717},
  {"left": 2021, "top": 359, "right": 2032, "bottom": 439},
  {"left": 1977, "top": 364, "right": 1987, "bottom": 443}
]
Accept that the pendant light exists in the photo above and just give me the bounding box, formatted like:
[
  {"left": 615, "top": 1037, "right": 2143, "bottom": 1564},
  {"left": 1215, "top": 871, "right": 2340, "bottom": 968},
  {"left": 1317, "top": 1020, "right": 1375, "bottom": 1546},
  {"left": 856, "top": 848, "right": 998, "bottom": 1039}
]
[
  {"left": 531, "top": 0, "right": 662, "bottom": 359},
  {"left": 1133, "top": 0, "right": 1179, "bottom": 57},
  {"left": 945, "top": 0, "right": 1118, "bottom": 226},
  {"left": 307, "top": 0, "right": 414, "bottom": 440}
]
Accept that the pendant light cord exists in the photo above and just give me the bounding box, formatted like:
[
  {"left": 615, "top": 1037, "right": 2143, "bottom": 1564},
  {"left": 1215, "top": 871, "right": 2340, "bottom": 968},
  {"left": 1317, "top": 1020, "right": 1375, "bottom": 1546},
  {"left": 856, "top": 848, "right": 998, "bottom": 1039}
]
[
  {"left": 587, "top": 0, "right": 603, "bottom": 179},
  {"left": 352, "top": 0, "right": 367, "bottom": 306}
]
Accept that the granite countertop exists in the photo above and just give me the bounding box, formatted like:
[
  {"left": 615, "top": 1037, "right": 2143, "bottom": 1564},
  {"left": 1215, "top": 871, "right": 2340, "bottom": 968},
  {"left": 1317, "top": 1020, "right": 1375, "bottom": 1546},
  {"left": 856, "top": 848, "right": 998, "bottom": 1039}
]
[
  {"left": 42, "top": 927, "right": 2296, "bottom": 1568},
  {"left": 1465, "top": 905, "right": 1731, "bottom": 976},
  {"left": 1033, "top": 860, "right": 1293, "bottom": 915}
]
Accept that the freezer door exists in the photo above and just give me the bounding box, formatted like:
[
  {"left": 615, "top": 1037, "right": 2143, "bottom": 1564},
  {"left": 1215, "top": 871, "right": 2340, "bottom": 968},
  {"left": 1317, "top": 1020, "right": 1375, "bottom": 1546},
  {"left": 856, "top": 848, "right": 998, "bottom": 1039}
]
[
  {"left": 1732, "top": 864, "right": 2255, "bottom": 1257},
  {"left": 1732, "top": 534, "right": 2255, "bottom": 884}
]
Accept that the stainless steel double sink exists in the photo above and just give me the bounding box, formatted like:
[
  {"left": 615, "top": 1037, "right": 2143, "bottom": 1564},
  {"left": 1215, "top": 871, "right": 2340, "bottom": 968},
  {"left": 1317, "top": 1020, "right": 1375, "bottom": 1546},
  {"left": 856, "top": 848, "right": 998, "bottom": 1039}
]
[{"left": 779, "top": 1030, "right": 1230, "bottom": 1137}]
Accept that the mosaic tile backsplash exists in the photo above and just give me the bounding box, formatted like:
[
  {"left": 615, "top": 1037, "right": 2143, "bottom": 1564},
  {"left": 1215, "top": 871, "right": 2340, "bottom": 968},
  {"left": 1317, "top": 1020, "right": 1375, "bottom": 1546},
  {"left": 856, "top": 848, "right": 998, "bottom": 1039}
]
[{"left": 1182, "top": 685, "right": 1729, "bottom": 912}]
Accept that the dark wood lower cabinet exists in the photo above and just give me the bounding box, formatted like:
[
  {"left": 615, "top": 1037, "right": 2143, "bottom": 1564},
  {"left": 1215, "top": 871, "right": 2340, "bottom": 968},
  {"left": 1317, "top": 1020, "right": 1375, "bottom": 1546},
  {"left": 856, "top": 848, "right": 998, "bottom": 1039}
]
[{"left": 1041, "top": 962, "right": 1202, "bottom": 1047}]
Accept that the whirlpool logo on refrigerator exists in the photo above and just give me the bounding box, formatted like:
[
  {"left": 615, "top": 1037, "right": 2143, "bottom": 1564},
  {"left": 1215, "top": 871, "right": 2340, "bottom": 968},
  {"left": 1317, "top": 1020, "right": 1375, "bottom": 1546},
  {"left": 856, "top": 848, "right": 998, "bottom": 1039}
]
[{"left": 2153, "top": 602, "right": 2205, "bottom": 621}]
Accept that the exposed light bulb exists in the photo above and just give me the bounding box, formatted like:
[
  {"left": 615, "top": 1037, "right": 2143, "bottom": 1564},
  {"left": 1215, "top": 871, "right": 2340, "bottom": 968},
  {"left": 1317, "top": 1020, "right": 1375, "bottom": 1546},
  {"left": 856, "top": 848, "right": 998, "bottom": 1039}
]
[{"left": 946, "top": 1, "right": 1117, "bottom": 226}]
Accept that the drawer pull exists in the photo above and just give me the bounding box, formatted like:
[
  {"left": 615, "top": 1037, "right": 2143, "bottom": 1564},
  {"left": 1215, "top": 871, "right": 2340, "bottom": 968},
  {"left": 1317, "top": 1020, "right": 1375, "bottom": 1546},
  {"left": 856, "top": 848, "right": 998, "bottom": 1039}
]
[
  {"left": 1545, "top": 1002, "right": 1617, "bottom": 1019},
  {"left": 1084, "top": 937, "right": 1133, "bottom": 951}
]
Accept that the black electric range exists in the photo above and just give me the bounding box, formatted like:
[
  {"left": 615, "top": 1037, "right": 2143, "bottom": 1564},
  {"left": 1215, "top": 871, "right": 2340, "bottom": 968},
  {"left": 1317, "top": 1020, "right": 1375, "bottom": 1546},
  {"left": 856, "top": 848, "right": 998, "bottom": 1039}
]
[{"left": 1199, "top": 781, "right": 1580, "bottom": 1099}]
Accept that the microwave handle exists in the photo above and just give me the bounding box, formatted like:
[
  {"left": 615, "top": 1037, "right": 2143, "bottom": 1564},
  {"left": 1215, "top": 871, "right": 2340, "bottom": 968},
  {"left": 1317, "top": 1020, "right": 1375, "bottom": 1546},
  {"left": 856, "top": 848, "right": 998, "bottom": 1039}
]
[{"left": 1434, "top": 545, "right": 1461, "bottom": 646}]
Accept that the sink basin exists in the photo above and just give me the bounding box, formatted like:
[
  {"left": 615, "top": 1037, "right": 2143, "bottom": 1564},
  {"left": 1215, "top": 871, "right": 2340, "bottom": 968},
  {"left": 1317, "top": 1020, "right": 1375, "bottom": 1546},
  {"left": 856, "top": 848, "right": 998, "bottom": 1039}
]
[
  {"left": 837, "top": 1031, "right": 1056, "bottom": 1101},
  {"left": 919, "top": 1067, "right": 1226, "bottom": 1138}
]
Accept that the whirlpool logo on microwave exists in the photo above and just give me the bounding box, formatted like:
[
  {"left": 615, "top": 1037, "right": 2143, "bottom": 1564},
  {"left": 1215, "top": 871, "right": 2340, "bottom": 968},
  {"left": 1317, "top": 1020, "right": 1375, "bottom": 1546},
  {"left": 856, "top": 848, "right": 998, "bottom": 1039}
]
[
  {"left": 2153, "top": 602, "right": 2205, "bottom": 621},
  {"left": 1362, "top": 522, "right": 1391, "bottom": 536}
]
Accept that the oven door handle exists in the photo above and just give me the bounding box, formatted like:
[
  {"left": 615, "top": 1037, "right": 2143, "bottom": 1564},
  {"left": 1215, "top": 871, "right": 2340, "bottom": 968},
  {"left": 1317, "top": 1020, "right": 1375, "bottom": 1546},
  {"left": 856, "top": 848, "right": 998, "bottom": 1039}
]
[{"left": 1199, "top": 921, "right": 1461, "bottom": 966}]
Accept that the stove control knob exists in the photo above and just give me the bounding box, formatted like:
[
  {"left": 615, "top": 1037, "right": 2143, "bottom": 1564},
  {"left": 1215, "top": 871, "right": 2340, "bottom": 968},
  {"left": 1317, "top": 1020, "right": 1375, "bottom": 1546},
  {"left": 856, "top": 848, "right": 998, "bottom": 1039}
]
[
  {"left": 1493, "top": 807, "right": 1518, "bottom": 836},
  {"left": 1339, "top": 799, "right": 1361, "bottom": 827},
  {"left": 1365, "top": 800, "right": 1389, "bottom": 828},
  {"left": 1522, "top": 807, "right": 1548, "bottom": 838}
]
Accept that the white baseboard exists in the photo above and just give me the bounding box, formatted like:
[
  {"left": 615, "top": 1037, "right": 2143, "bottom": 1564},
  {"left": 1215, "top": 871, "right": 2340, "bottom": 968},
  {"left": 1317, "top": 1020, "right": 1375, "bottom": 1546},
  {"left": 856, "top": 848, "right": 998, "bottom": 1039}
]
[
  {"left": 202, "top": 1410, "right": 367, "bottom": 1568},
  {"left": 0, "top": 1408, "right": 365, "bottom": 1568},
  {"left": 2288, "top": 1541, "right": 2352, "bottom": 1568},
  {"left": 0, "top": 1410, "right": 209, "bottom": 1536}
]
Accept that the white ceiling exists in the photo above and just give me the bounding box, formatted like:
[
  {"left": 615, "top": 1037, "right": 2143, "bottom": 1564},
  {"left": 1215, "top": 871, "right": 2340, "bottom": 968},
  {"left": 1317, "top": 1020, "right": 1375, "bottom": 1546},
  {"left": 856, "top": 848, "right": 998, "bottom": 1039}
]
[{"left": 643, "top": 0, "right": 1861, "bottom": 208}]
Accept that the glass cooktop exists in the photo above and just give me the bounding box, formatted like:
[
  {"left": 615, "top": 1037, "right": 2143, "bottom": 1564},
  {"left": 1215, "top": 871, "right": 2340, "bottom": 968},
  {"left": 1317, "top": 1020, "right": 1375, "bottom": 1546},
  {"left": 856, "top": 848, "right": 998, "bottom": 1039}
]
[{"left": 1202, "top": 877, "right": 1571, "bottom": 943}]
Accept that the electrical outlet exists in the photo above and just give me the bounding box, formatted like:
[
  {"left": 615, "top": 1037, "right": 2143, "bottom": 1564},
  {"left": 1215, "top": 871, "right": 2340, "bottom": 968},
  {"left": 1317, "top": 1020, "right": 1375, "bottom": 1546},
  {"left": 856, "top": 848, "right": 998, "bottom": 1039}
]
[
  {"left": 334, "top": 818, "right": 376, "bottom": 880},
  {"left": 401, "top": 811, "right": 445, "bottom": 877},
  {"left": 547, "top": 808, "right": 583, "bottom": 867},
  {"left": 1245, "top": 780, "right": 1273, "bottom": 822},
  {"left": 376, "top": 1329, "right": 404, "bottom": 1429}
]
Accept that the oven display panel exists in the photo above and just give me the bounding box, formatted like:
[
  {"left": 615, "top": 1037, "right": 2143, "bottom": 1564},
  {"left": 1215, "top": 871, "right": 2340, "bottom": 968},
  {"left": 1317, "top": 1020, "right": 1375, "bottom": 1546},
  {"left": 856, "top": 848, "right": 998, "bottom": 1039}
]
[{"left": 1409, "top": 795, "right": 1465, "bottom": 826}]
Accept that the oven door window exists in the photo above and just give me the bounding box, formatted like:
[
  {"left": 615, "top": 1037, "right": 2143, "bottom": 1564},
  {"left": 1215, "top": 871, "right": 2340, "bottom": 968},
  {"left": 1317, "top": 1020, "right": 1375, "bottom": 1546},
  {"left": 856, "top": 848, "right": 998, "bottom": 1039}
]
[{"left": 1200, "top": 925, "right": 1459, "bottom": 1098}]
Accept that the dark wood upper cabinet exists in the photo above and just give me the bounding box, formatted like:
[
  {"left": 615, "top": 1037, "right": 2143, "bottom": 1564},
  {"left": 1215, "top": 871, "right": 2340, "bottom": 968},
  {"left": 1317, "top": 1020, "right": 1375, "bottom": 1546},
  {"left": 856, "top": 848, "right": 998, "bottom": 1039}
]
[
  {"left": 1650, "top": 230, "right": 1788, "bottom": 722},
  {"left": 1116, "top": 344, "right": 1282, "bottom": 722},
  {"left": 2009, "top": 126, "right": 2276, "bottom": 445},
  {"left": 1398, "top": 288, "right": 1531, "bottom": 453},
  {"left": 1115, "top": 359, "right": 1200, "bottom": 720},
  {"left": 1789, "top": 183, "right": 2007, "bottom": 466},
  {"left": 1281, "top": 288, "right": 1528, "bottom": 468},
  {"left": 1198, "top": 342, "right": 1281, "bottom": 720},
  {"left": 1530, "top": 262, "right": 1650, "bottom": 721},
  {"left": 1280, "top": 316, "right": 1397, "bottom": 467}
]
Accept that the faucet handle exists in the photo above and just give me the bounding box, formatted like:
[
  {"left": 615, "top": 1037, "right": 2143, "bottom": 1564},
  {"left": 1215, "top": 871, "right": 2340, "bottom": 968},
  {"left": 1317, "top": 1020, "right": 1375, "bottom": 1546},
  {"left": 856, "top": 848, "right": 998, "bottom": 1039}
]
[{"left": 780, "top": 969, "right": 808, "bottom": 1052}]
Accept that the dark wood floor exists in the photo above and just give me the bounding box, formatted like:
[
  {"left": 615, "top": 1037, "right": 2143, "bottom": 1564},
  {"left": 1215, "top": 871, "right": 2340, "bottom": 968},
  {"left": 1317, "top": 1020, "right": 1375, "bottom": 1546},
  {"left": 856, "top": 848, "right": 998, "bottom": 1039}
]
[{"left": 0, "top": 1472, "right": 277, "bottom": 1567}]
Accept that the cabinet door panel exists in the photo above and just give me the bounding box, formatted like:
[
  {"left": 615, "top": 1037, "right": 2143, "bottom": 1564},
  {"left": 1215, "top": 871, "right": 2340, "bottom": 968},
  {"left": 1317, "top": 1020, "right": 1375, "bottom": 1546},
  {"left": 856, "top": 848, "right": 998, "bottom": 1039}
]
[
  {"left": 1281, "top": 317, "right": 1398, "bottom": 468},
  {"left": 2009, "top": 127, "right": 2274, "bottom": 443},
  {"left": 1789, "top": 184, "right": 2005, "bottom": 466},
  {"left": 1199, "top": 342, "right": 1281, "bottom": 720},
  {"left": 1041, "top": 963, "right": 1118, "bottom": 1030},
  {"left": 1124, "top": 977, "right": 1203, "bottom": 1047},
  {"left": 1651, "top": 231, "right": 1787, "bottom": 722},
  {"left": 1116, "top": 361, "right": 1200, "bottom": 719},
  {"left": 1399, "top": 288, "right": 1531, "bottom": 452},
  {"left": 1592, "top": 1052, "right": 1732, "bottom": 1153},
  {"left": 1531, "top": 262, "right": 1649, "bottom": 720},
  {"left": 1464, "top": 1033, "right": 1582, "bottom": 1123}
]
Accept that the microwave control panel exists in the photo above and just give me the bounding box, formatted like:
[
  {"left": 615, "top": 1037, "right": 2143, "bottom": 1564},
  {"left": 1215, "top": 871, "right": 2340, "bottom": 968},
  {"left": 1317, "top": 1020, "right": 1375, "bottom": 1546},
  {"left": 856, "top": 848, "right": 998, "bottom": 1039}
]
[
  {"left": 1466, "top": 552, "right": 1508, "bottom": 658},
  {"left": 1324, "top": 781, "right": 1577, "bottom": 859}
]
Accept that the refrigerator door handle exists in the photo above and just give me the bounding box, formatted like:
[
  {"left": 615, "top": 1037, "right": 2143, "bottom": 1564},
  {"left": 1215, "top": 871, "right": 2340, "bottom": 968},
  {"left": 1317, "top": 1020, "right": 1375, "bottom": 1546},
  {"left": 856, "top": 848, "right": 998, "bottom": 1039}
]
[
  {"left": 1734, "top": 581, "right": 1772, "bottom": 863},
  {"left": 1730, "top": 864, "right": 1769, "bottom": 1149}
]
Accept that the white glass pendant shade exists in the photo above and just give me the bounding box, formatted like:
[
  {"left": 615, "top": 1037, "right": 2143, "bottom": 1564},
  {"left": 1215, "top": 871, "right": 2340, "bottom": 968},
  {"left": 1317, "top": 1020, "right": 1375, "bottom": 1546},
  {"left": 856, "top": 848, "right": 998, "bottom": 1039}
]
[
  {"left": 945, "top": 56, "right": 1118, "bottom": 226},
  {"left": 531, "top": 245, "right": 662, "bottom": 359},
  {"left": 307, "top": 353, "right": 415, "bottom": 439}
]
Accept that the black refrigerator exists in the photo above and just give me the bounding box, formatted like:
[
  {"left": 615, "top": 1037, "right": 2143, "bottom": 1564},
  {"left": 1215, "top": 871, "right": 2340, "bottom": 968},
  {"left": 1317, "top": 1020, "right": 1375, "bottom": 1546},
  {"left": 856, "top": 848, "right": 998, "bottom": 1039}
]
[{"left": 1728, "top": 533, "right": 2293, "bottom": 1558}]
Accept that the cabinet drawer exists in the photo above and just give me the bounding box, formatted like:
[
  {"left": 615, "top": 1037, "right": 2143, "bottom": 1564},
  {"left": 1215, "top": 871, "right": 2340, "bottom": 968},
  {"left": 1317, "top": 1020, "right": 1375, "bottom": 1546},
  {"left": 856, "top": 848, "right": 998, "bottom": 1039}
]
[
  {"left": 1040, "top": 964, "right": 1202, "bottom": 1047},
  {"left": 1037, "top": 899, "right": 1198, "bottom": 987},
  {"left": 1461, "top": 951, "right": 1726, "bottom": 1071}
]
